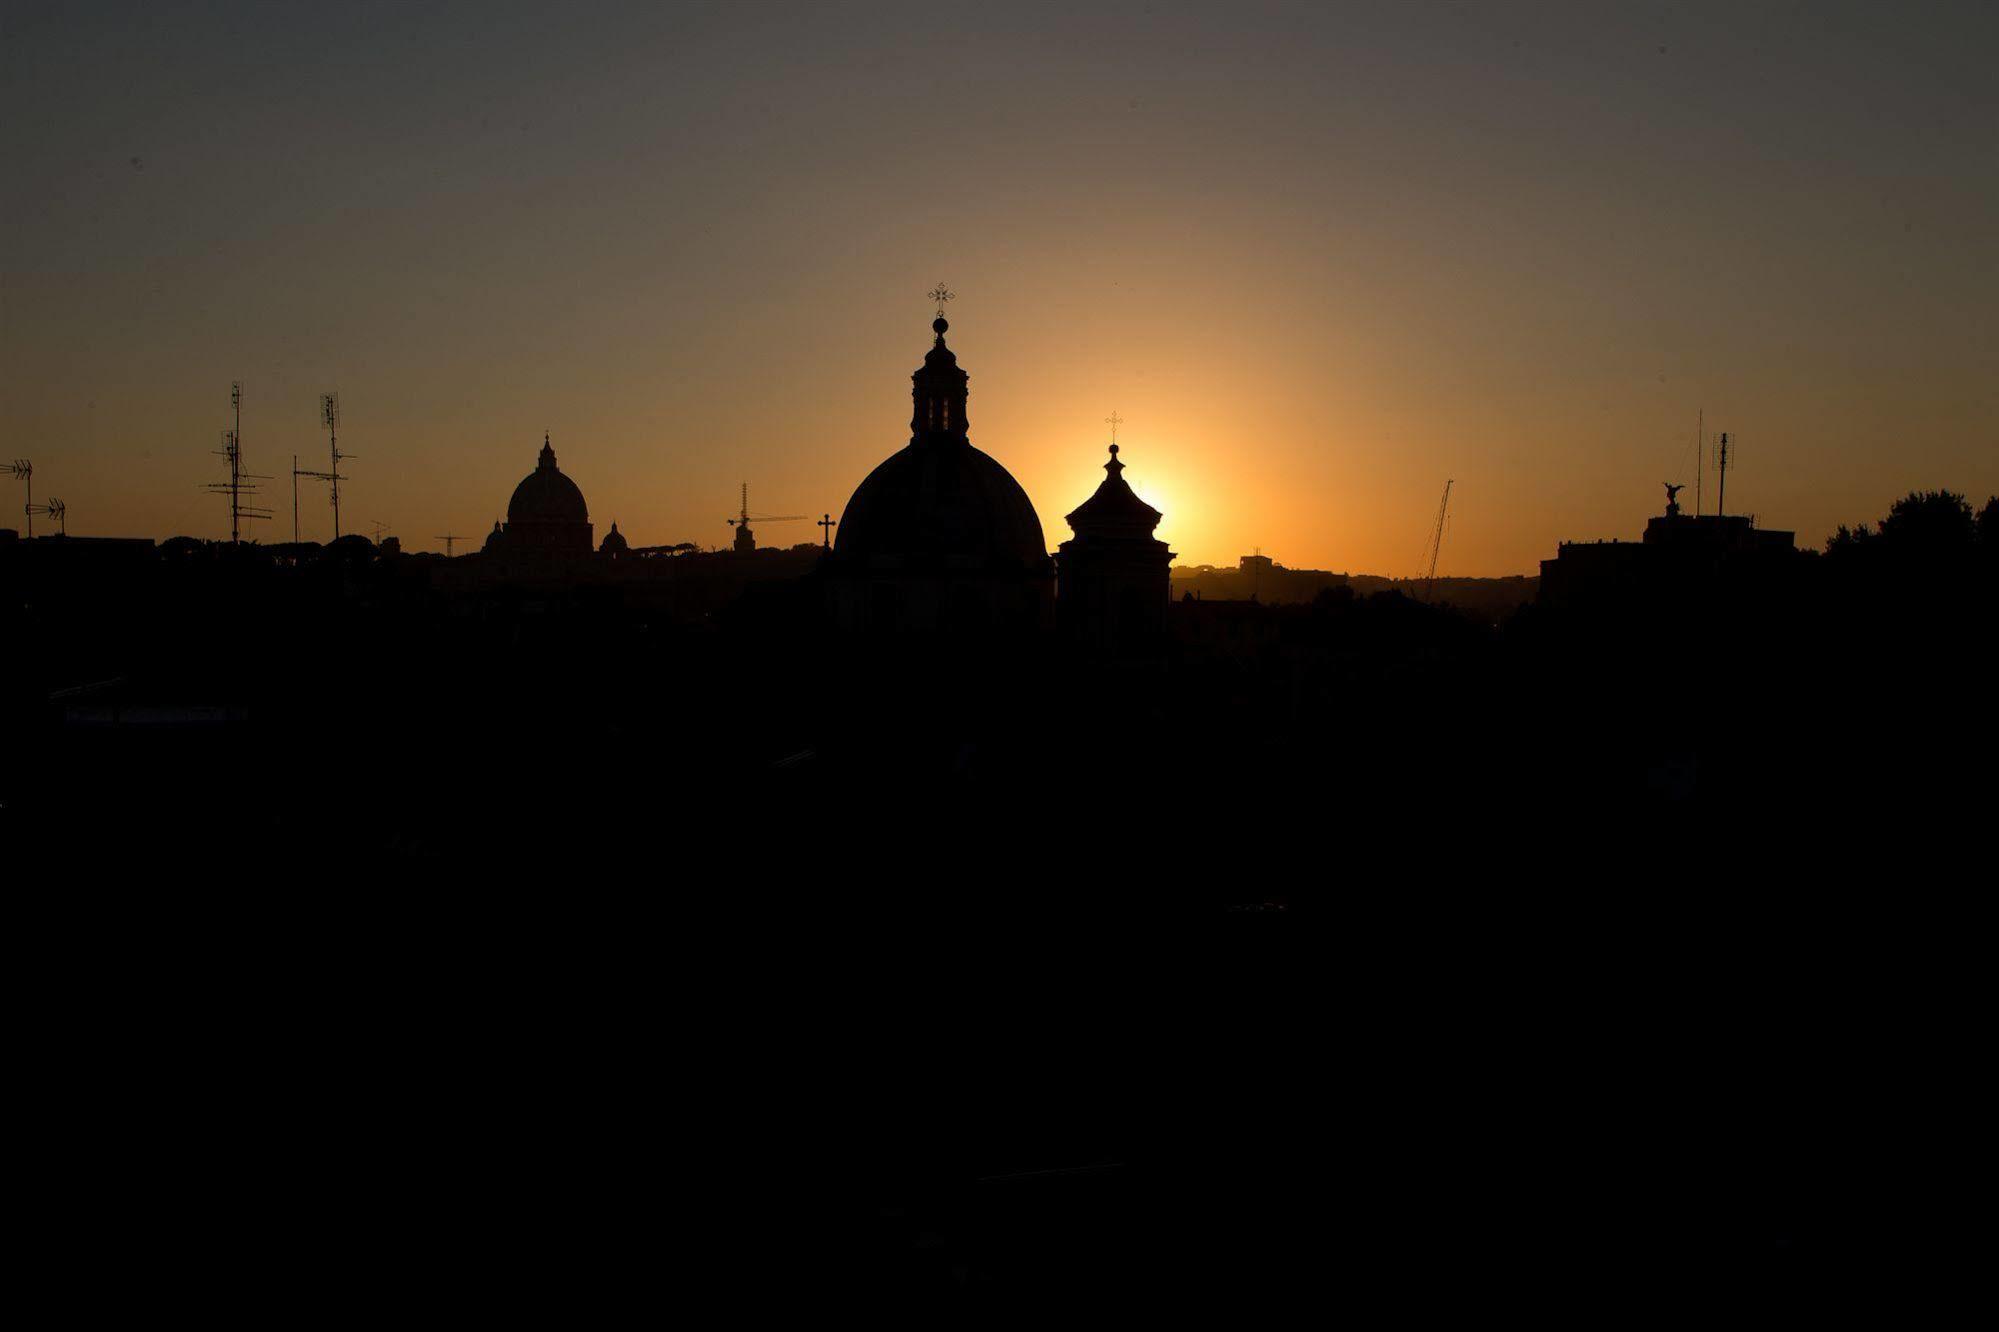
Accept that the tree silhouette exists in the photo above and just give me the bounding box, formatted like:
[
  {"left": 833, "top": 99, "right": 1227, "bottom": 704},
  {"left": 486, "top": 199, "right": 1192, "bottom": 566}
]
[
  {"left": 1876, "top": 490, "right": 1975, "bottom": 557},
  {"left": 1825, "top": 521, "right": 1875, "bottom": 555}
]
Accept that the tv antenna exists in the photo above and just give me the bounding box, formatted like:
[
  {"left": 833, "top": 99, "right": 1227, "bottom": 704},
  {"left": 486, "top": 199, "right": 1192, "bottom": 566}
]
[
  {"left": 368, "top": 519, "right": 392, "bottom": 543},
  {"left": 1714, "top": 431, "right": 1731, "bottom": 517},
  {"left": 293, "top": 392, "right": 352, "bottom": 539},
  {"left": 27, "top": 496, "right": 66, "bottom": 536},
  {"left": 6, "top": 460, "right": 31, "bottom": 537},
  {"left": 1422, "top": 479, "right": 1453, "bottom": 601},
  {"left": 1695, "top": 408, "right": 1704, "bottom": 517},
  {"left": 203, "top": 382, "right": 273, "bottom": 542},
  {"left": 435, "top": 533, "right": 467, "bottom": 558}
]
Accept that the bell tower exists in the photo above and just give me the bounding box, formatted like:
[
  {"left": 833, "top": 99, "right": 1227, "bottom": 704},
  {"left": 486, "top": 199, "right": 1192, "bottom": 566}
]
[
  {"left": 910, "top": 286, "right": 969, "bottom": 444},
  {"left": 1056, "top": 428, "right": 1175, "bottom": 652}
]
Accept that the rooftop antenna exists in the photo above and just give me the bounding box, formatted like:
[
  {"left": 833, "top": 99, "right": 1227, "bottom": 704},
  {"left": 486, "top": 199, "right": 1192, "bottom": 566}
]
[
  {"left": 1695, "top": 408, "right": 1704, "bottom": 518},
  {"left": 368, "top": 519, "right": 391, "bottom": 543},
  {"left": 293, "top": 393, "right": 352, "bottom": 539},
  {"left": 5, "top": 460, "right": 30, "bottom": 537},
  {"left": 1422, "top": 479, "right": 1454, "bottom": 601},
  {"left": 435, "top": 533, "right": 466, "bottom": 558},
  {"left": 1715, "top": 431, "right": 1730, "bottom": 518},
  {"left": 203, "top": 381, "right": 272, "bottom": 542},
  {"left": 28, "top": 496, "right": 66, "bottom": 536}
]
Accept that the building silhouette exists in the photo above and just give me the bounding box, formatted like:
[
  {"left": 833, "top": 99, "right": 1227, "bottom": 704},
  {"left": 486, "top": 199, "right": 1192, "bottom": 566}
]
[
  {"left": 1056, "top": 442, "right": 1173, "bottom": 650},
  {"left": 599, "top": 522, "right": 629, "bottom": 559},
  {"left": 1539, "top": 485, "right": 1798, "bottom": 610},
  {"left": 825, "top": 314, "right": 1053, "bottom": 638},
  {"left": 483, "top": 434, "right": 593, "bottom": 560}
]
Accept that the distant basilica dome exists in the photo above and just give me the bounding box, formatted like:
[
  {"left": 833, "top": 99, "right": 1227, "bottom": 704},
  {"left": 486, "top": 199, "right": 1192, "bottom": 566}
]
[{"left": 490, "top": 433, "right": 593, "bottom": 558}]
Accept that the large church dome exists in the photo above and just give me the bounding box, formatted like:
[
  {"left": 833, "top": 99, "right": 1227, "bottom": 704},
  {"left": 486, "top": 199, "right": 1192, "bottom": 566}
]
[
  {"left": 508, "top": 434, "right": 589, "bottom": 527},
  {"left": 834, "top": 316, "right": 1047, "bottom": 570},
  {"left": 490, "top": 433, "right": 593, "bottom": 559},
  {"left": 838, "top": 443, "right": 1047, "bottom": 568}
]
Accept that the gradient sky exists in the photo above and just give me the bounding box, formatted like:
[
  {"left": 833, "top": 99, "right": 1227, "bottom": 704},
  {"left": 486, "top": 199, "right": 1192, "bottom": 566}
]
[{"left": 5, "top": 1, "right": 1993, "bottom": 573}]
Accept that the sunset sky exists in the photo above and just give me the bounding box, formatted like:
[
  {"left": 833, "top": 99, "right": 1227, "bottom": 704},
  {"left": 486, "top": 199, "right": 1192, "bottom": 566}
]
[{"left": 5, "top": 1, "right": 1993, "bottom": 574}]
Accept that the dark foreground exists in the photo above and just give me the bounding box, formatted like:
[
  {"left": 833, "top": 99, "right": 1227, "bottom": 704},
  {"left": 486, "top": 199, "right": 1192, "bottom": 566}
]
[{"left": 8, "top": 533, "right": 1991, "bottom": 1311}]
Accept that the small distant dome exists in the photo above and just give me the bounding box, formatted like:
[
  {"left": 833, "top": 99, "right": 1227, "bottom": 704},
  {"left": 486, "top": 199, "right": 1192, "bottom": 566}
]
[{"left": 600, "top": 521, "right": 629, "bottom": 556}]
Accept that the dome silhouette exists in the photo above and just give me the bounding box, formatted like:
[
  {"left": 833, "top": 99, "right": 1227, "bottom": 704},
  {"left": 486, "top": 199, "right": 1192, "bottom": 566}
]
[
  {"left": 509, "top": 434, "right": 588, "bottom": 528},
  {"left": 489, "top": 433, "right": 593, "bottom": 558},
  {"left": 834, "top": 315, "right": 1046, "bottom": 570},
  {"left": 838, "top": 446, "right": 1046, "bottom": 569}
]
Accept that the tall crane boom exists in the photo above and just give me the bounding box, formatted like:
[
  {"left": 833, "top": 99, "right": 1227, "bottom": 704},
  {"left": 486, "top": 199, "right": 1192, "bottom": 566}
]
[{"left": 1423, "top": 479, "right": 1453, "bottom": 602}]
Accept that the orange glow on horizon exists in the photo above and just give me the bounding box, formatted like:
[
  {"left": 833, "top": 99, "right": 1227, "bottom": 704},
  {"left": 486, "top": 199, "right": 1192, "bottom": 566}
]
[{"left": 5, "top": 7, "right": 1992, "bottom": 573}]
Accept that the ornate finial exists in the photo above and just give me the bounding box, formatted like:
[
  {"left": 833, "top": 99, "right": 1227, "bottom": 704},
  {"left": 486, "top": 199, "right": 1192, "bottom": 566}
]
[
  {"left": 1105, "top": 442, "right": 1123, "bottom": 475},
  {"left": 1104, "top": 411, "right": 1123, "bottom": 447},
  {"left": 928, "top": 284, "right": 954, "bottom": 317}
]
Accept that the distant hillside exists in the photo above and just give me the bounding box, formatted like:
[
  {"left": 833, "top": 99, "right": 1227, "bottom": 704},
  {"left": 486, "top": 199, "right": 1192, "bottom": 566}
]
[
  {"left": 1346, "top": 574, "right": 1539, "bottom": 624},
  {"left": 1170, "top": 560, "right": 1536, "bottom": 624}
]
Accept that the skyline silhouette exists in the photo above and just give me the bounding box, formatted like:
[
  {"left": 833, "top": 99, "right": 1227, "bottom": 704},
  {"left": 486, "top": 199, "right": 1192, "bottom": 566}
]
[
  {"left": 5, "top": 2, "right": 1992, "bottom": 1308},
  {"left": 6, "top": 3, "right": 1994, "bottom": 573}
]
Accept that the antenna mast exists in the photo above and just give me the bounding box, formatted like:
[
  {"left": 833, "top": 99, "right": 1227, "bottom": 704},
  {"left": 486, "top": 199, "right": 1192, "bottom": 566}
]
[
  {"left": 1695, "top": 409, "right": 1703, "bottom": 518},
  {"left": 1715, "top": 431, "right": 1730, "bottom": 518},
  {"left": 324, "top": 393, "right": 343, "bottom": 538},
  {"left": 203, "top": 382, "right": 272, "bottom": 542},
  {"left": 1423, "top": 479, "right": 1453, "bottom": 601},
  {"left": 5, "top": 460, "right": 29, "bottom": 538},
  {"left": 292, "top": 393, "right": 352, "bottom": 540},
  {"left": 28, "top": 496, "right": 66, "bottom": 536}
]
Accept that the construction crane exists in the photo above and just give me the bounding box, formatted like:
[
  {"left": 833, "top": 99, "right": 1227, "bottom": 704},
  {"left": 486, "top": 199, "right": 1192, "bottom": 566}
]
[
  {"left": 1422, "top": 479, "right": 1453, "bottom": 602},
  {"left": 725, "top": 483, "right": 804, "bottom": 552}
]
